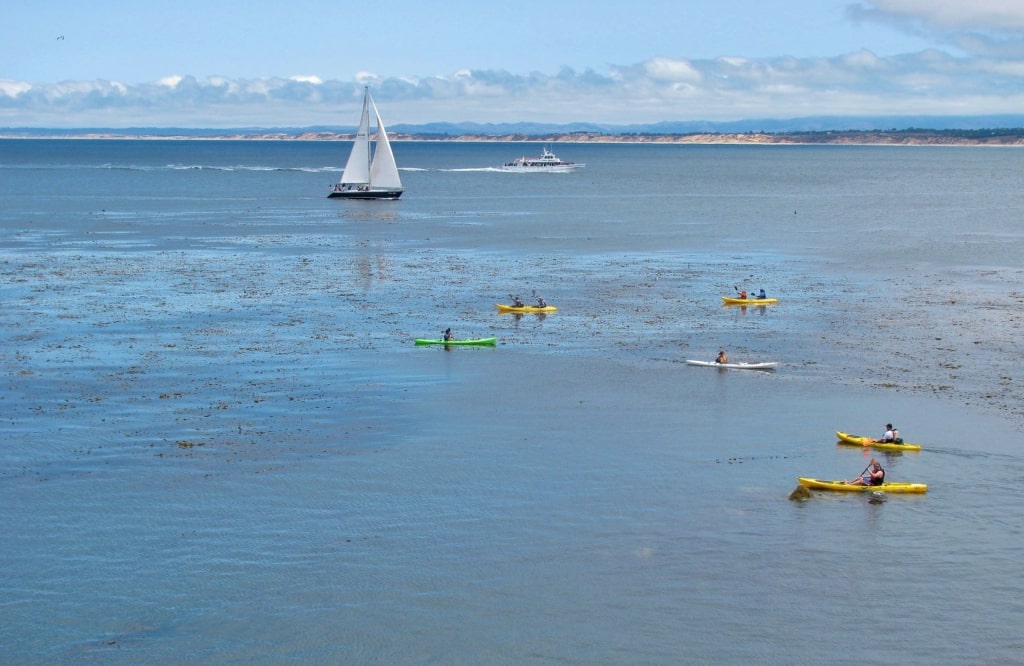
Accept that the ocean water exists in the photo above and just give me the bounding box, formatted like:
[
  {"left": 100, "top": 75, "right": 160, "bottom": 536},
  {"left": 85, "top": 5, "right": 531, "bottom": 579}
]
[{"left": 1, "top": 139, "right": 1023, "bottom": 665}]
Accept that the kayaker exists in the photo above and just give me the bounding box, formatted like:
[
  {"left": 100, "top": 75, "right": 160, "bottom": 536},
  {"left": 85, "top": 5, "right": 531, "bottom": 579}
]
[
  {"left": 874, "top": 424, "right": 896, "bottom": 443},
  {"left": 715, "top": 350, "right": 728, "bottom": 364},
  {"left": 847, "top": 460, "right": 885, "bottom": 486},
  {"left": 756, "top": 288, "right": 767, "bottom": 299},
  {"left": 443, "top": 328, "right": 453, "bottom": 341},
  {"left": 510, "top": 294, "right": 524, "bottom": 307},
  {"left": 536, "top": 296, "right": 547, "bottom": 308},
  {"left": 737, "top": 290, "right": 747, "bottom": 299}
]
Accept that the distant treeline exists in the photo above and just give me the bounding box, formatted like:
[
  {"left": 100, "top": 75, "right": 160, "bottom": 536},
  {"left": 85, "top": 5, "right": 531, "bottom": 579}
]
[
  {"left": 5, "top": 127, "right": 1024, "bottom": 145},
  {"left": 783, "top": 127, "right": 1024, "bottom": 140},
  {"left": 394, "top": 128, "right": 1024, "bottom": 145}
]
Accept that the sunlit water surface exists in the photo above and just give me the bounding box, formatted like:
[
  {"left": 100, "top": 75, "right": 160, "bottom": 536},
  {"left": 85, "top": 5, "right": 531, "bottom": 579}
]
[{"left": 1, "top": 140, "right": 1022, "bottom": 664}]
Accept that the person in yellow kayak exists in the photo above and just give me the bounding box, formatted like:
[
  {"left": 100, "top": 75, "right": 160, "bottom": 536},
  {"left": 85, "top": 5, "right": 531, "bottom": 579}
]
[
  {"left": 847, "top": 459, "right": 885, "bottom": 486},
  {"left": 715, "top": 350, "right": 728, "bottom": 364},
  {"left": 873, "top": 424, "right": 897, "bottom": 443},
  {"left": 756, "top": 288, "right": 767, "bottom": 299}
]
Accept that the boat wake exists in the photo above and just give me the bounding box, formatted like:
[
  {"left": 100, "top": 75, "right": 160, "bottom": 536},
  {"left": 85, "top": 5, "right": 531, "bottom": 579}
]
[
  {"left": 408, "top": 167, "right": 575, "bottom": 173},
  {"left": 84, "top": 163, "right": 342, "bottom": 173},
  {"left": 71, "top": 164, "right": 569, "bottom": 174}
]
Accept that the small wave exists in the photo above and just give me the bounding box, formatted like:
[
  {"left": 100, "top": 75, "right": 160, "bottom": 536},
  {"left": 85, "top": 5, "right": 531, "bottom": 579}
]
[
  {"left": 404, "top": 167, "right": 506, "bottom": 173},
  {"left": 167, "top": 164, "right": 217, "bottom": 170},
  {"left": 165, "top": 164, "right": 303, "bottom": 172},
  {"left": 56, "top": 163, "right": 514, "bottom": 174},
  {"left": 394, "top": 167, "right": 506, "bottom": 173}
]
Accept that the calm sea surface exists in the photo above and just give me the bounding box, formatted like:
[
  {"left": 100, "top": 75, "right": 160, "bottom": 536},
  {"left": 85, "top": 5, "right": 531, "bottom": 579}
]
[{"left": 1, "top": 139, "right": 1023, "bottom": 664}]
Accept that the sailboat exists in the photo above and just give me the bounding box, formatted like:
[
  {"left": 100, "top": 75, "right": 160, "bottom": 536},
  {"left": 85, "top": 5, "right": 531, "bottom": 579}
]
[{"left": 328, "top": 87, "right": 403, "bottom": 200}]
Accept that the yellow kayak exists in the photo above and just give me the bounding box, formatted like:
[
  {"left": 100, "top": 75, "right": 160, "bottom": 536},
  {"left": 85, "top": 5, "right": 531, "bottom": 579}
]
[
  {"left": 496, "top": 303, "right": 557, "bottom": 313},
  {"left": 798, "top": 477, "right": 928, "bottom": 493},
  {"left": 722, "top": 296, "right": 778, "bottom": 305},
  {"left": 836, "top": 431, "right": 922, "bottom": 452}
]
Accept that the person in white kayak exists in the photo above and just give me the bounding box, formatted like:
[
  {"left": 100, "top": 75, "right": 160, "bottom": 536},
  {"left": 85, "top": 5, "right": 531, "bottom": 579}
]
[{"left": 715, "top": 350, "right": 728, "bottom": 364}]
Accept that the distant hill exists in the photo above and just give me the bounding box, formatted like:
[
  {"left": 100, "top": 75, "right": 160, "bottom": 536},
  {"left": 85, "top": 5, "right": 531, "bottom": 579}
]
[
  {"left": 5, "top": 115, "right": 1024, "bottom": 144},
  {"left": 389, "top": 115, "right": 1024, "bottom": 136}
]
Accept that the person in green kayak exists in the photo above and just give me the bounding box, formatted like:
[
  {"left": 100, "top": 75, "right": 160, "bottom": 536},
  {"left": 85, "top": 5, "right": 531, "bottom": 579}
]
[
  {"left": 443, "top": 328, "right": 454, "bottom": 341},
  {"left": 847, "top": 459, "right": 885, "bottom": 485}
]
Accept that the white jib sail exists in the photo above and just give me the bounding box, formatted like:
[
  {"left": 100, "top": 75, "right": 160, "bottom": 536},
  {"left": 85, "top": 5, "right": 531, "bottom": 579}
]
[{"left": 368, "top": 96, "right": 403, "bottom": 189}]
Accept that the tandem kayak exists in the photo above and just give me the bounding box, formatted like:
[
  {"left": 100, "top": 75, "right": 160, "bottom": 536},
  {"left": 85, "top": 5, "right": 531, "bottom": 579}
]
[
  {"left": 722, "top": 296, "right": 778, "bottom": 305},
  {"left": 836, "top": 431, "right": 922, "bottom": 452},
  {"left": 685, "top": 360, "right": 778, "bottom": 370},
  {"left": 414, "top": 337, "right": 497, "bottom": 346},
  {"left": 496, "top": 303, "right": 558, "bottom": 313},
  {"left": 797, "top": 477, "right": 928, "bottom": 494}
]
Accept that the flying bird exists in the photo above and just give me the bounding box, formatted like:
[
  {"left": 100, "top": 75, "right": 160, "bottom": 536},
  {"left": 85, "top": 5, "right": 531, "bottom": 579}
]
[{"left": 57, "top": 35, "right": 65, "bottom": 40}]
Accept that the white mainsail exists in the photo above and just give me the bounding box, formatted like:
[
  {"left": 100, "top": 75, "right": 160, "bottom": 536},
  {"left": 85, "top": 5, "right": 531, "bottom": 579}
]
[{"left": 340, "top": 91, "right": 372, "bottom": 187}]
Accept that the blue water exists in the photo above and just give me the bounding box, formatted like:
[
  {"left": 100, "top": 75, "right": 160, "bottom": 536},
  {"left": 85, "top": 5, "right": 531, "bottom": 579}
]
[{"left": 1, "top": 139, "right": 1023, "bottom": 664}]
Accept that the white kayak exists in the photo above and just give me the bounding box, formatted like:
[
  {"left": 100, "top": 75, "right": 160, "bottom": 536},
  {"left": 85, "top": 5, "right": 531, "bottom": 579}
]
[{"left": 685, "top": 360, "right": 778, "bottom": 370}]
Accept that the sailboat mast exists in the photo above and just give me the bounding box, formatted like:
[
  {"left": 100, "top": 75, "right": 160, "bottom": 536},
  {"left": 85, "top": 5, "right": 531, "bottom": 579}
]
[{"left": 362, "top": 87, "right": 373, "bottom": 179}]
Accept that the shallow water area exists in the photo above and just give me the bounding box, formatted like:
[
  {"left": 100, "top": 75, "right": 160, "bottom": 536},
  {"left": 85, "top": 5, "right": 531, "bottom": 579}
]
[{"left": 1, "top": 140, "right": 1023, "bottom": 664}]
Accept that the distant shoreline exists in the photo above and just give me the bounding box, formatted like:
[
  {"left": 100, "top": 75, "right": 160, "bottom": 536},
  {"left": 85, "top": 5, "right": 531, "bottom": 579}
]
[{"left": 3, "top": 129, "right": 1024, "bottom": 145}]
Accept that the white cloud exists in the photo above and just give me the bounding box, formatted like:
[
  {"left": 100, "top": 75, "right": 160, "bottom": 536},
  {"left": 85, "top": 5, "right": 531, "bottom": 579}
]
[
  {"left": 0, "top": 79, "right": 32, "bottom": 97},
  {"left": 643, "top": 58, "right": 703, "bottom": 83},
  {"left": 2, "top": 50, "right": 1024, "bottom": 128},
  {"left": 157, "top": 75, "right": 184, "bottom": 88},
  {"left": 849, "top": 1, "right": 1024, "bottom": 57},
  {"left": 841, "top": 49, "right": 883, "bottom": 69},
  {"left": 864, "top": 1, "right": 1024, "bottom": 30},
  {"left": 353, "top": 71, "right": 381, "bottom": 86}
]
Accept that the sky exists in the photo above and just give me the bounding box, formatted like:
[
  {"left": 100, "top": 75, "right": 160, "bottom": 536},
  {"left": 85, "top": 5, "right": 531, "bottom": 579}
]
[{"left": 3, "top": 0, "right": 1024, "bottom": 128}]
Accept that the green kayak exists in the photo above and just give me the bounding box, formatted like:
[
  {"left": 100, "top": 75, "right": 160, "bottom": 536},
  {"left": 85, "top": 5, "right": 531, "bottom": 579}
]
[{"left": 414, "top": 337, "right": 497, "bottom": 346}]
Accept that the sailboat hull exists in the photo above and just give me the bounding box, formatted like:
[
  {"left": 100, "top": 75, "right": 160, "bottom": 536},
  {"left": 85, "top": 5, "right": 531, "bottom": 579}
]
[{"left": 328, "top": 188, "right": 403, "bottom": 200}]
